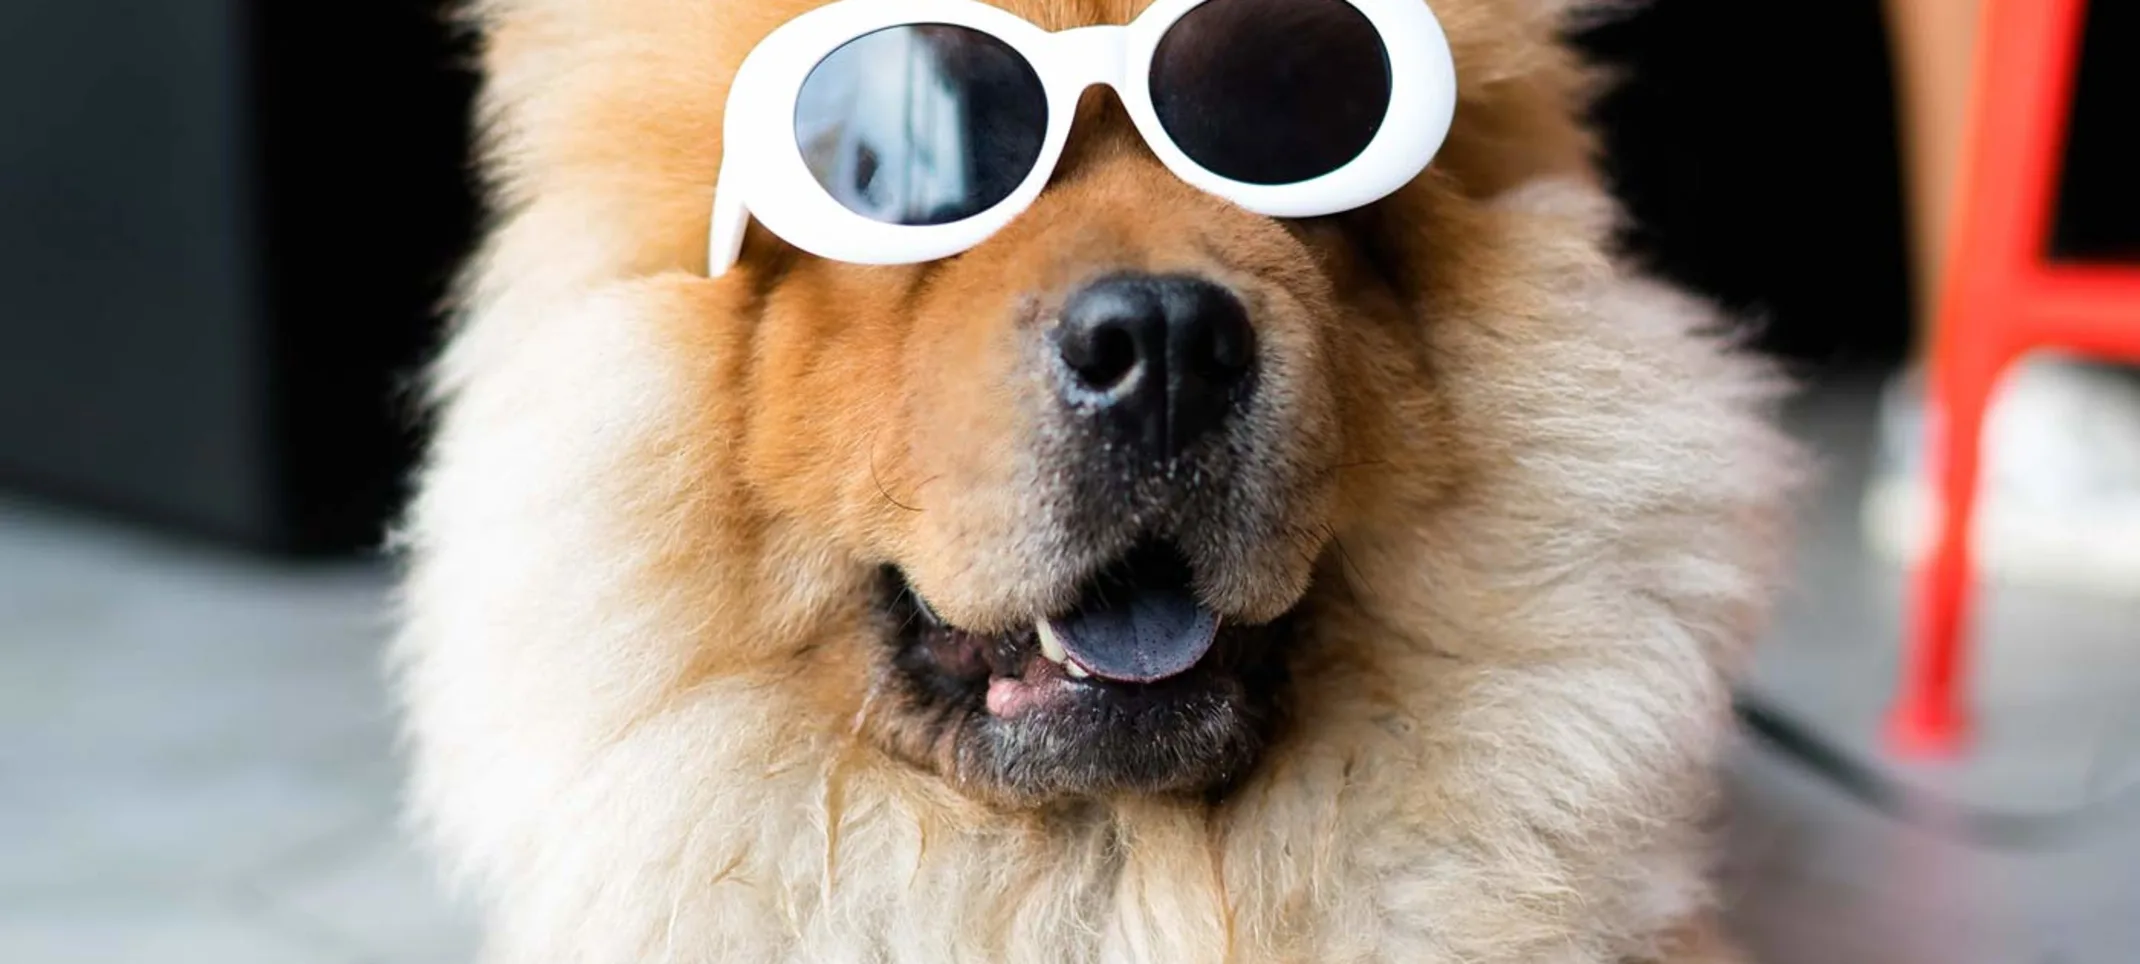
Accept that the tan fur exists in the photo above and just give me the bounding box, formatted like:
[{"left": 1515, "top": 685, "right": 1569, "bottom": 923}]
[{"left": 396, "top": 0, "right": 1800, "bottom": 960}]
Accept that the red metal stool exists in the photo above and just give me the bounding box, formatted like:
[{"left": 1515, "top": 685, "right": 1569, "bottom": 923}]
[{"left": 1890, "top": 0, "right": 2140, "bottom": 756}]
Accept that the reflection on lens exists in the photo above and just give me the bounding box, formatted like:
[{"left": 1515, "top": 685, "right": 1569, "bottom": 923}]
[
  {"left": 795, "top": 24, "right": 1049, "bottom": 226},
  {"left": 1150, "top": 0, "right": 1391, "bottom": 186}
]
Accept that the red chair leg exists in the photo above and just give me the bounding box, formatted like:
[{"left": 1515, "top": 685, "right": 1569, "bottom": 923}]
[{"left": 1889, "top": 347, "right": 2005, "bottom": 757}]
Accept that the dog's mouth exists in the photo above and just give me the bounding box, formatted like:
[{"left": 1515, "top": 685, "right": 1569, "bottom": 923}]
[{"left": 878, "top": 539, "right": 1295, "bottom": 801}]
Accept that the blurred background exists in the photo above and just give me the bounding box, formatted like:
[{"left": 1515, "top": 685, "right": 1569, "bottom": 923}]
[{"left": 1, "top": 1, "right": 2135, "bottom": 961}]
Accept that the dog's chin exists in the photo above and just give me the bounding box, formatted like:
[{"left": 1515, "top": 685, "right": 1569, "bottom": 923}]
[{"left": 875, "top": 540, "right": 1297, "bottom": 805}]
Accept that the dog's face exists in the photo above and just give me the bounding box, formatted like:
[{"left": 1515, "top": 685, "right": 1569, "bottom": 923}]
[
  {"left": 494, "top": 0, "right": 1593, "bottom": 807},
  {"left": 735, "top": 82, "right": 1485, "bottom": 803}
]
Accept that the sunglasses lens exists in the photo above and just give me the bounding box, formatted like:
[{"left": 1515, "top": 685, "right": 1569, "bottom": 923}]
[
  {"left": 795, "top": 25, "right": 1049, "bottom": 226},
  {"left": 1151, "top": 0, "right": 1391, "bottom": 186}
]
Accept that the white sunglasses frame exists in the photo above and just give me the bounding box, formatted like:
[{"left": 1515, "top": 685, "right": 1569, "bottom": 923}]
[{"left": 708, "top": 0, "right": 1458, "bottom": 276}]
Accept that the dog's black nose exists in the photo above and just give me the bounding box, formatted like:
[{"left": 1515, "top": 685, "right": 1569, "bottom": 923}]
[{"left": 1052, "top": 274, "right": 1256, "bottom": 460}]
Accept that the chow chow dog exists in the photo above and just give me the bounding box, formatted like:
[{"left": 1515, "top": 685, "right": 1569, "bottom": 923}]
[{"left": 395, "top": 0, "right": 1800, "bottom": 960}]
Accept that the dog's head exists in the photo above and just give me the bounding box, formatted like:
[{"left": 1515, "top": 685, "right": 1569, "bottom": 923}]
[{"left": 465, "top": 0, "right": 1602, "bottom": 806}]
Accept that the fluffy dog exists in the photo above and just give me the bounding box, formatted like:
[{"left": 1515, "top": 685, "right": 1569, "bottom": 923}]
[{"left": 395, "top": 0, "right": 1801, "bottom": 960}]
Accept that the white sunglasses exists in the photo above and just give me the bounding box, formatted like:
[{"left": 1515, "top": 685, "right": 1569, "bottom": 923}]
[{"left": 708, "top": 0, "right": 1458, "bottom": 276}]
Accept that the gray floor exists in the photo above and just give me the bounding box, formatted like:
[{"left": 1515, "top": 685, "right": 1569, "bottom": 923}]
[
  {"left": 1723, "top": 380, "right": 2140, "bottom": 964},
  {"left": 0, "top": 516, "right": 470, "bottom": 963},
  {"left": 5, "top": 379, "right": 2140, "bottom": 963}
]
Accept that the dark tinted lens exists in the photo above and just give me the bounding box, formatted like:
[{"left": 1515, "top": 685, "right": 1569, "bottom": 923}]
[
  {"left": 1150, "top": 0, "right": 1391, "bottom": 186},
  {"left": 794, "top": 25, "right": 1049, "bottom": 226}
]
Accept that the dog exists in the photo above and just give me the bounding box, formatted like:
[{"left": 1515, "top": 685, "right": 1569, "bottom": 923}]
[{"left": 394, "top": 0, "right": 1801, "bottom": 960}]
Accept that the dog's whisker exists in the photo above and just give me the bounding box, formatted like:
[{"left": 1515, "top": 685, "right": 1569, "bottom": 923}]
[
  {"left": 867, "top": 427, "right": 924, "bottom": 514},
  {"left": 1324, "top": 530, "right": 1378, "bottom": 606}
]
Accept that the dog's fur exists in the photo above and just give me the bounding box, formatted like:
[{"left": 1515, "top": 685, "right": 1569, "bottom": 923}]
[{"left": 394, "top": 0, "right": 1801, "bottom": 960}]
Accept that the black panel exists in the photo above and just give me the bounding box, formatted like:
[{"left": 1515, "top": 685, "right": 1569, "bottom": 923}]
[
  {"left": 0, "top": 0, "right": 270, "bottom": 541},
  {"left": 0, "top": 0, "right": 476, "bottom": 554}
]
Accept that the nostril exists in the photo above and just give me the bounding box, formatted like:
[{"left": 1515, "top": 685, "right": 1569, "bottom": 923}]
[
  {"left": 1056, "top": 280, "right": 1166, "bottom": 398},
  {"left": 1068, "top": 321, "right": 1141, "bottom": 393}
]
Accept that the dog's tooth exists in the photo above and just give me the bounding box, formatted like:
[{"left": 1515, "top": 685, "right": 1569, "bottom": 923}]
[
  {"left": 1065, "top": 661, "right": 1090, "bottom": 679},
  {"left": 1037, "top": 618, "right": 1068, "bottom": 664}
]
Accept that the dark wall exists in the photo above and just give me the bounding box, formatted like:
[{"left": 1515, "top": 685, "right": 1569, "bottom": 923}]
[
  {"left": 2059, "top": 1, "right": 2140, "bottom": 263},
  {"left": 1578, "top": 1, "right": 1915, "bottom": 368},
  {"left": 250, "top": 2, "right": 479, "bottom": 550}
]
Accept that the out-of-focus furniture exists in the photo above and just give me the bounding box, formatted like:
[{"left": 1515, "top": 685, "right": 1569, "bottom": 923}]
[
  {"left": 1892, "top": 0, "right": 2140, "bottom": 754},
  {"left": 1885, "top": 0, "right": 1977, "bottom": 345},
  {"left": 0, "top": 1, "right": 474, "bottom": 554}
]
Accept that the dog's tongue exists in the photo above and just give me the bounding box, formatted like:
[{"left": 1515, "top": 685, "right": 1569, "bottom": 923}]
[{"left": 1045, "top": 587, "right": 1219, "bottom": 683}]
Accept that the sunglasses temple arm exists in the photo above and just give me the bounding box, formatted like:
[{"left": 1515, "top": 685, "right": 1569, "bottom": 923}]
[{"left": 707, "top": 167, "right": 748, "bottom": 278}]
